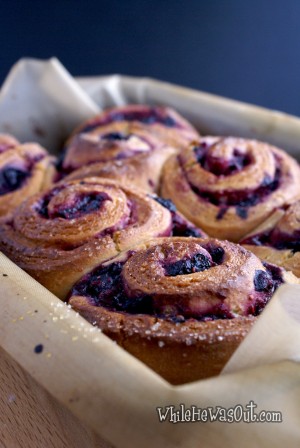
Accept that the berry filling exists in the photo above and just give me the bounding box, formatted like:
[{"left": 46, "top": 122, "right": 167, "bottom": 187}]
[
  {"left": 248, "top": 263, "right": 283, "bottom": 315},
  {"left": 262, "top": 262, "right": 284, "bottom": 290},
  {"left": 0, "top": 167, "right": 29, "bottom": 195},
  {"left": 37, "top": 186, "right": 63, "bottom": 218},
  {"left": 272, "top": 239, "right": 300, "bottom": 252},
  {"left": 179, "top": 151, "right": 281, "bottom": 219},
  {"left": 50, "top": 192, "right": 110, "bottom": 219},
  {"left": 194, "top": 144, "right": 252, "bottom": 176},
  {"left": 191, "top": 171, "right": 280, "bottom": 208},
  {"left": 71, "top": 262, "right": 152, "bottom": 314},
  {"left": 153, "top": 196, "right": 177, "bottom": 213},
  {"left": 70, "top": 250, "right": 282, "bottom": 322},
  {"left": 205, "top": 245, "right": 225, "bottom": 264},
  {"left": 69, "top": 243, "right": 232, "bottom": 322},
  {"left": 101, "top": 132, "right": 128, "bottom": 141},
  {"left": 164, "top": 253, "right": 211, "bottom": 276},
  {"left": 171, "top": 221, "right": 204, "bottom": 237},
  {"left": 254, "top": 270, "right": 273, "bottom": 292},
  {"left": 152, "top": 195, "right": 205, "bottom": 237},
  {"left": 242, "top": 229, "right": 300, "bottom": 253},
  {"left": 80, "top": 108, "right": 178, "bottom": 134},
  {"left": 37, "top": 187, "right": 110, "bottom": 219}
]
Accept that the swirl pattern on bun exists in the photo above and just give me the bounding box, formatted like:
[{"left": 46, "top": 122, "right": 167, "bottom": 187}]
[
  {"left": 68, "top": 237, "right": 297, "bottom": 384},
  {"left": 161, "top": 136, "right": 300, "bottom": 241},
  {"left": 0, "top": 179, "right": 205, "bottom": 299},
  {"left": 59, "top": 105, "right": 200, "bottom": 192}
]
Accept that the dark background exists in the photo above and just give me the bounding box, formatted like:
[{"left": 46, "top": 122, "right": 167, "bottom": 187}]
[{"left": 1, "top": 0, "right": 300, "bottom": 116}]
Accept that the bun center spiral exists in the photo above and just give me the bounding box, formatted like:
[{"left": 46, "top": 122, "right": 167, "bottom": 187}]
[
  {"left": 186, "top": 137, "right": 278, "bottom": 201},
  {"left": 14, "top": 180, "right": 132, "bottom": 246}
]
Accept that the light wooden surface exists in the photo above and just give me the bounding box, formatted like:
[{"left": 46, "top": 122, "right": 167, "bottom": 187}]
[{"left": 0, "top": 346, "right": 113, "bottom": 448}]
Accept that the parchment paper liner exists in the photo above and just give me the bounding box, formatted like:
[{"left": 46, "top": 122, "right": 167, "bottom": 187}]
[{"left": 0, "top": 58, "right": 300, "bottom": 447}]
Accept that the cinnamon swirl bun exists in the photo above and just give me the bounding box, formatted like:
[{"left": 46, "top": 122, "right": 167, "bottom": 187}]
[
  {"left": 59, "top": 105, "right": 200, "bottom": 192},
  {"left": 0, "top": 179, "right": 205, "bottom": 299},
  {"left": 68, "top": 237, "right": 298, "bottom": 384},
  {"left": 161, "top": 137, "right": 300, "bottom": 242}
]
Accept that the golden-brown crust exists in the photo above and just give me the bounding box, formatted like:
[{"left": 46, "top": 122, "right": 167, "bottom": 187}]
[
  {"left": 61, "top": 104, "right": 199, "bottom": 192},
  {"left": 69, "top": 295, "right": 256, "bottom": 384},
  {"left": 0, "top": 143, "right": 57, "bottom": 220},
  {"left": 243, "top": 245, "right": 300, "bottom": 278},
  {"left": 63, "top": 121, "right": 167, "bottom": 169},
  {"left": 64, "top": 145, "right": 176, "bottom": 193},
  {"left": 161, "top": 137, "right": 300, "bottom": 242},
  {"left": 68, "top": 237, "right": 298, "bottom": 384},
  {"left": 0, "top": 178, "right": 173, "bottom": 299},
  {"left": 65, "top": 104, "right": 200, "bottom": 160}
]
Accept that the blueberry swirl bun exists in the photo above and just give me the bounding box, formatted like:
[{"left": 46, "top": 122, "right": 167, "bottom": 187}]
[
  {"left": 68, "top": 237, "right": 298, "bottom": 384},
  {"left": 241, "top": 200, "right": 300, "bottom": 277},
  {"left": 60, "top": 105, "right": 199, "bottom": 192},
  {"left": 61, "top": 104, "right": 199, "bottom": 171},
  {"left": 0, "top": 179, "right": 205, "bottom": 299},
  {"left": 161, "top": 137, "right": 300, "bottom": 242},
  {"left": 0, "top": 142, "right": 57, "bottom": 220}
]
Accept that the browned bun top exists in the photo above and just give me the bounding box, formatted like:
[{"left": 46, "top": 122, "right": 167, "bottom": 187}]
[
  {"left": 68, "top": 236, "right": 299, "bottom": 384},
  {"left": 61, "top": 104, "right": 200, "bottom": 172},
  {"left": 161, "top": 136, "right": 300, "bottom": 242},
  {"left": 69, "top": 237, "right": 290, "bottom": 321},
  {"left": 0, "top": 178, "right": 206, "bottom": 299}
]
